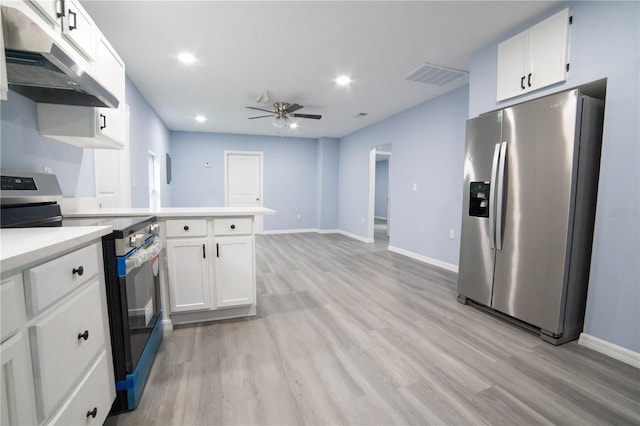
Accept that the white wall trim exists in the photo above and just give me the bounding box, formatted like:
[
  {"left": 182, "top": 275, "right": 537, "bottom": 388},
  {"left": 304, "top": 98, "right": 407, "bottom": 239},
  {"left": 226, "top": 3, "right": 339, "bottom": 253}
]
[
  {"left": 318, "top": 229, "right": 340, "bottom": 234},
  {"left": 161, "top": 319, "right": 173, "bottom": 333},
  {"left": 338, "top": 230, "right": 374, "bottom": 243},
  {"left": 263, "top": 228, "right": 319, "bottom": 235},
  {"left": 388, "top": 245, "right": 459, "bottom": 273},
  {"left": 578, "top": 333, "right": 640, "bottom": 369}
]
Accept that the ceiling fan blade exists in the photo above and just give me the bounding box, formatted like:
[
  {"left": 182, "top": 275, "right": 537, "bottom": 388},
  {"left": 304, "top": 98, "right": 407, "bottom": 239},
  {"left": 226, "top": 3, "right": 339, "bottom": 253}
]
[
  {"left": 248, "top": 115, "right": 274, "bottom": 119},
  {"left": 246, "top": 106, "right": 275, "bottom": 114},
  {"left": 291, "top": 113, "right": 322, "bottom": 120},
  {"left": 285, "top": 103, "right": 303, "bottom": 114}
]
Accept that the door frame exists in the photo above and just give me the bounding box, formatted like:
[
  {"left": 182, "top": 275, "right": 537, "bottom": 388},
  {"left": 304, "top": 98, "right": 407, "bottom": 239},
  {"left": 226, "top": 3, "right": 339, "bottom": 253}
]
[{"left": 224, "top": 150, "right": 264, "bottom": 234}]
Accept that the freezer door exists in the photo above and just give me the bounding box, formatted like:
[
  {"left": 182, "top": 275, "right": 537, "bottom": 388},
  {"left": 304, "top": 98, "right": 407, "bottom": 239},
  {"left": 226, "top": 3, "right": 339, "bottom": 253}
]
[
  {"left": 492, "top": 90, "right": 580, "bottom": 334},
  {"left": 457, "top": 112, "right": 502, "bottom": 306}
]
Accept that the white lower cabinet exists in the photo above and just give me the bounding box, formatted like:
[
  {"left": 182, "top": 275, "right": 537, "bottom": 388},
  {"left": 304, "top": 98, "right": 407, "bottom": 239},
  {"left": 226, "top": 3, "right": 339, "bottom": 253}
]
[
  {"left": 166, "top": 237, "right": 212, "bottom": 312},
  {"left": 45, "top": 351, "right": 112, "bottom": 426},
  {"left": 164, "top": 216, "right": 258, "bottom": 322},
  {"left": 0, "top": 332, "right": 38, "bottom": 426},
  {"left": 30, "top": 279, "right": 105, "bottom": 419},
  {"left": 0, "top": 240, "right": 115, "bottom": 425},
  {"left": 215, "top": 235, "right": 255, "bottom": 308}
]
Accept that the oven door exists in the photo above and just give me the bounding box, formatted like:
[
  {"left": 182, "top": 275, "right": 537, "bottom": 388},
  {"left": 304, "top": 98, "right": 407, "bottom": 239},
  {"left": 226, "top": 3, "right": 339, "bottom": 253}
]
[{"left": 118, "top": 237, "right": 161, "bottom": 371}]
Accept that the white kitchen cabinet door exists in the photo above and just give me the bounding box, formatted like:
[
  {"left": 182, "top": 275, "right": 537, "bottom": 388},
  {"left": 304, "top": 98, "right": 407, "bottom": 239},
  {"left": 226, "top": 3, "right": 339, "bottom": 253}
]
[
  {"left": 0, "top": 333, "right": 38, "bottom": 426},
  {"left": 496, "top": 8, "right": 570, "bottom": 102},
  {"left": 61, "top": 0, "right": 95, "bottom": 60},
  {"left": 29, "top": 0, "right": 62, "bottom": 25},
  {"left": 94, "top": 31, "right": 126, "bottom": 145},
  {"left": 215, "top": 236, "right": 254, "bottom": 308},
  {"left": 528, "top": 8, "right": 570, "bottom": 93},
  {"left": 0, "top": 6, "right": 7, "bottom": 101},
  {"left": 496, "top": 30, "right": 529, "bottom": 101},
  {"left": 167, "top": 238, "right": 212, "bottom": 313}
]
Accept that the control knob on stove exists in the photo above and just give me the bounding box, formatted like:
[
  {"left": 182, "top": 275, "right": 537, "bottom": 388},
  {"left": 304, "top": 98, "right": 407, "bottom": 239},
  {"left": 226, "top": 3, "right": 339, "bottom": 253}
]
[{"left": 129, "top": 234, "right": 144, "bottom": 247}]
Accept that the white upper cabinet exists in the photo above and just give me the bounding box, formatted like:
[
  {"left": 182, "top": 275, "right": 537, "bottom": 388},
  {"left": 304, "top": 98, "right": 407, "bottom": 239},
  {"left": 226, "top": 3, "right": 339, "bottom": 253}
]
[
  {"left": 61, "top": 0, "right": 95, "bottom": 61},
  {"left": 36, "top": 19, "right": 126, "bottom": 148},
  {"left": 497, "top": 8, "right": 570, "bottom": 101},
  {"left": 29, "top": 0, "right": 62, "bottom": 27},
  {"left": 0, "top": 7, "right": 7, "bottom": 101}
]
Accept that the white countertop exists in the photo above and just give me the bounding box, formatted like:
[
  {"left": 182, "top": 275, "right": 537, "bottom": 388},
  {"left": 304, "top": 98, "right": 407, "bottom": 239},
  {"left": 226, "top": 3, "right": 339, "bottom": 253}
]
[
  {"left": 0, "top": 226, "right": 112, "bottom": 272},
  {"left": 63, "top": 206, "right": 276, "bottom": 218}
]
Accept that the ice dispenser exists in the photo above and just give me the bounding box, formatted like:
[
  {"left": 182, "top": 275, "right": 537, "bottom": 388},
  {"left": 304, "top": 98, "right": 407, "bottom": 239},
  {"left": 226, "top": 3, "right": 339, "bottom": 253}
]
[{"left": 469, "top": 181, "right": 490, "bottom": 217}]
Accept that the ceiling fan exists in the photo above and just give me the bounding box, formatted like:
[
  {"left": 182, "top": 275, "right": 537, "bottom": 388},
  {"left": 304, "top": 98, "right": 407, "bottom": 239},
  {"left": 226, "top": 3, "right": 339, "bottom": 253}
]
[{"left": 246, "top": 102, "right": 322, "bottom": 128}]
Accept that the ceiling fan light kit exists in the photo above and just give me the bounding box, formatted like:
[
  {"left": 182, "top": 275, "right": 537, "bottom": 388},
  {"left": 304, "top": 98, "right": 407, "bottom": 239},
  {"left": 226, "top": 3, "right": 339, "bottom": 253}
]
[{"left": 247, "top": 101, "right": 322, "bottom": 131}]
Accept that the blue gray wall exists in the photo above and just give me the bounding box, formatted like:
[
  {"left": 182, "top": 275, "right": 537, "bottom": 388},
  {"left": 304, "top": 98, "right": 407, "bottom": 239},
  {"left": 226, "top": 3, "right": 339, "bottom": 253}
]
[
  {"left": 126, "top": 78, "right": 172, "bottom": 207},
  {"left": 339, "top": 85, "right": 468, "bottom": 266},
  {"left": 169, "top": 132, "right": 320, "bottom": 231},
  {"left": 1, "top": 91, "right": 95, "bottom": 197},
  {"left": 374, "top": 159, "right": 389, "bottom": 219},
  {"left": 468, "top": 1, "right": 640, "bottom": 352},
  {"left": 316, "top": 137, "right": 340, "bottom": 230}
]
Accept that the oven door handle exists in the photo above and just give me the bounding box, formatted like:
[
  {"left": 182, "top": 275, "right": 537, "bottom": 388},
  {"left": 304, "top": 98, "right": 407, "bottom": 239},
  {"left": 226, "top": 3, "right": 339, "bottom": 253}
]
[{"left": 124, "top": 238, "right": 162, "bottom": 275}]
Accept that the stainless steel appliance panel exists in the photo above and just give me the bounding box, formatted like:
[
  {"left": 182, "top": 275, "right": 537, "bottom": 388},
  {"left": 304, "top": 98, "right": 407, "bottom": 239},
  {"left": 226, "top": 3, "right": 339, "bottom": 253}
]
[
  {"left": 457, "top": 112, "right": 502, "bottom": 306},
  {"left": 491, "top": 90, "right": 581, "bottom": 333}
]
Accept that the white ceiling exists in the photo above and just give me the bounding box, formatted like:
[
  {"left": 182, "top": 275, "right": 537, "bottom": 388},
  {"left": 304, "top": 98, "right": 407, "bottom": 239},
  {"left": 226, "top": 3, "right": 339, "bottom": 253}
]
[{"left": 81, "top": 1, "right": 560, "bottom": 139}]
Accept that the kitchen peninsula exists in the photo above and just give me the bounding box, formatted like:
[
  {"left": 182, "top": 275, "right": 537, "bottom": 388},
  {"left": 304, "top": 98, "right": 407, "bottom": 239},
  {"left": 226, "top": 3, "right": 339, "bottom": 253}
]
[{"left": 65, "top": 206, "right": 276, "bottom": 330}]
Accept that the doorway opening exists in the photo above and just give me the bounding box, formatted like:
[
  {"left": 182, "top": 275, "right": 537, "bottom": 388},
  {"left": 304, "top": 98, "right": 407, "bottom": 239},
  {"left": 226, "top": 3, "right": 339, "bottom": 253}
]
[
  {"left": 368, "top": 145, "right": 392, "bottom": 244},
  {"left": 148, "top": 150, "right": 161, "bottom": 209}
]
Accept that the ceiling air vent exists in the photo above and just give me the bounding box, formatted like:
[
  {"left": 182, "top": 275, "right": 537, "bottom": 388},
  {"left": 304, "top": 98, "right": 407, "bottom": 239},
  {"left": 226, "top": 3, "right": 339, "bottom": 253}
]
[{"left": 403, "top": 63, "right": 469, "bottom": 86}]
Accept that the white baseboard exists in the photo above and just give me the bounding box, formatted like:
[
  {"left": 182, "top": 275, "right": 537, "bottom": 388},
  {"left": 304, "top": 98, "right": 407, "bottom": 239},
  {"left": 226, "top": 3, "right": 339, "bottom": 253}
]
[
  {"left": 578, "top": 333, "right": 640, "bottom": 368},
  {"left": 263, "top": 228, "right": 319, "bottom": 235},
  {"left": 388, "top": 245, "right": 459, "bottom": 273},
  {"left": 161, "top": 319, "right": 173, "bottom": 333},
  {"left": 318, "top": 229, "right": 340, "bottom": 234},
  {"left": 337, "top": 230, "right": 374, "bottom": 243}
]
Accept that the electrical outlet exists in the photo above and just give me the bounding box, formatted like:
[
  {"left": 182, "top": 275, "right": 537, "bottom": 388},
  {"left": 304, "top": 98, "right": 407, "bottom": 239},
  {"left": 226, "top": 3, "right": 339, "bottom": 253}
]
[
  {"left": 361, "top": 217, "right": 365, "bottom": 225},
  {"left": 204, "top": 161, "right": 211, "bottom": 168},
  {"left": 43, "top": 166, "right": 53, "bottom": 174},
  {"left": 449, "top": 229, "right": 456, "bottom": 240},
  {"left": 296, "top": 213, "right": 301, "bottom": 220},
  {"left": 412, "top": 183, "right": 418, "bottom": 192}
]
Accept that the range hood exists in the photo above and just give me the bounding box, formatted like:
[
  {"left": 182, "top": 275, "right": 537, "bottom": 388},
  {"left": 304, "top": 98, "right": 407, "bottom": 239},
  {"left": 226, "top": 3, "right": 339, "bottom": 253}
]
[{"left": 1, "top": 5, "right": 118, "bottom": 108}]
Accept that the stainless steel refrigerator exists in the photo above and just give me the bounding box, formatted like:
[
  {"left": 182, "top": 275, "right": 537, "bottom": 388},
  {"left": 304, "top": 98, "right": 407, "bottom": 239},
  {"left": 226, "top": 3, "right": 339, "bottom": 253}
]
[{"left": 457, "top": 88, "right": 604, "bottom": 345}]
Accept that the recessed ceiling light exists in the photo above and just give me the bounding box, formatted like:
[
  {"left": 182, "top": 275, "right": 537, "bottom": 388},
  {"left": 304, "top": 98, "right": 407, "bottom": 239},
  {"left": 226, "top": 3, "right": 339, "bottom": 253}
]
[
  {"left": 335, "top": 75, "right": 352, "bottom": 86},
  {"left": 195, "top": 115, "right": 206, "bottom": 122},
  {"left": 178, "top": 52, "right": 196, "bottom": 64},
  {"left": 289, "top": 122, "right": 298, "bottom": 129}
]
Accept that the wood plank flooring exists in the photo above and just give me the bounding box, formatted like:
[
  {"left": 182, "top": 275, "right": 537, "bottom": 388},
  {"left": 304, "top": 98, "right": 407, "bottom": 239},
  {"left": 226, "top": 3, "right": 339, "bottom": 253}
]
[{"left": 106, "top": 233, "right": 639, "bottom": 425}]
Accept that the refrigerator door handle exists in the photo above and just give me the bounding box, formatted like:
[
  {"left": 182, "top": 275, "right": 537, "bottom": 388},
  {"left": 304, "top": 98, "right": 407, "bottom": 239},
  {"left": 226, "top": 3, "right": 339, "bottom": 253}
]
[
  {"left": 496, "top": 141, "right": 508, "bottom": 250},
  {"left": 489, "top": 143, "right": 502, "bottom": 249}
]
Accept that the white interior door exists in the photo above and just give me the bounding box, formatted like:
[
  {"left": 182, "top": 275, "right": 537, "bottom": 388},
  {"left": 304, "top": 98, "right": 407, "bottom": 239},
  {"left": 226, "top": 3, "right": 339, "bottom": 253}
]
[{"left": 225, "top": 151, "right": 263, "bottom": 233}]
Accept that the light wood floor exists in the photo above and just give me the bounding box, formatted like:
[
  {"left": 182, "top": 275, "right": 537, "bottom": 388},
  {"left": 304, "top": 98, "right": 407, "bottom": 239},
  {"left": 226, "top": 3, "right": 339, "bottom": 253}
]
[{"left": 106, "top": 233, "right": 639, "bottom": 425}]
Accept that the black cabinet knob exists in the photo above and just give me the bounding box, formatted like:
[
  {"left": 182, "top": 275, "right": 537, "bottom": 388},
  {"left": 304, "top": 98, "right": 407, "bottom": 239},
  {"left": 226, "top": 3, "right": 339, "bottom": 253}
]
[
  {"left": 183, "top": 225, "right": 189, "bottom": 231},
  {"left": 72, "top": 266, "right": 84, "bottom": 276},
  {"left": 78, "top": 330, "right": 89, "bottom": 341},
  {"left": 86, "top": 407, "right": 98, "bottom": 418},
  {"left": 230, "top": 224, "right": 236, "bottom": 229}
]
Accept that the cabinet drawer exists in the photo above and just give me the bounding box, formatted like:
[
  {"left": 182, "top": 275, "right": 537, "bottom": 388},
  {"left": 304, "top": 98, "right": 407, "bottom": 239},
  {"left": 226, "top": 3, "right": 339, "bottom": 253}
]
[
  {"left": 25, "top": 243, "right": 100, "bottom": 316},
  {"left": 30, "top": 280, "right": 106, "bottom": 420},
  {"left": 1, "top": 275, "right": 26, "bottom": 342},
  {"left": 166, "top": 219, "right": 208, "bottom": 237},
  {"left": 214, "top": 218, "right": 252, "bottom": 235},
  {"left": 46, "top": 350, "right": 113, "bottom": 426}
]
